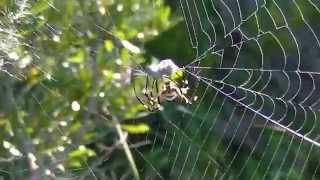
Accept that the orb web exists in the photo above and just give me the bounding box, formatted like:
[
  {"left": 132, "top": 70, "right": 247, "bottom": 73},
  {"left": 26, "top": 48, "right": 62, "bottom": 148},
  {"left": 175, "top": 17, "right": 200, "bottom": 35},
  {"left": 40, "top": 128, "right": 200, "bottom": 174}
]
[{"left": 137, "top": 0, "right": 320, "bottom": 179}]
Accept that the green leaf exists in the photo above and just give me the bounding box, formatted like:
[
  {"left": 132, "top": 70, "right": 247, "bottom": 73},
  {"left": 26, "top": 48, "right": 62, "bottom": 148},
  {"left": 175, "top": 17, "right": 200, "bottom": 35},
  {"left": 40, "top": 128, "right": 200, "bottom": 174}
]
[
  {"left": 68, "top": 50, "right": 85, "bottom": 63},
  {"left": 31, "top": 0, "right": 50, "bottom": 14},
  {"left": 121, "top": 123, "right": 150, "bottom": 134},
  {"left": 68, "top": 146, "right": 96, "bottom": 158},
  {"left": 104, "top": 40, "right": 114, "bottom": 52}
]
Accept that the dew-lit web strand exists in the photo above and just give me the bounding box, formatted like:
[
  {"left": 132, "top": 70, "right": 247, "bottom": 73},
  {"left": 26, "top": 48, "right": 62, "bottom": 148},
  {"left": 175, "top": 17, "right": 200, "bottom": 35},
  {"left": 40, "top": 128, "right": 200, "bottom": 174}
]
[
  {"left": 212, "top": 105, "right": 237, "bottom": 154},
  {"left": 179, "top": 2, "right": 320, "bottom": 180},
  {"left": 201, "top": 0, "right": 216, "bottom": 46},
  {"left": 219, "top": 0, "right": 236, "bottom": 34},
  {"left": 298, "top": 1, "right": 320, "bottom": 108},
  {"left": 169, "top": 134, "right": 186, "bottom": 175},
  {"left": 235, "top": 0, "right": 242, "bottom": 24},
  {"left": 222, "top": 107, "right": 248, "bottom": 158},
  {"left": 160, "top": 130, "right": 168, "bottom": 150},
  {"left": 217, "top": 79, "right": 317, "bottom": 124},
  {"left": 164, "top": 59, "right": 226, "bottom": 177},
  {"left": 209, "top": 0, "right": 227, "bottom": 38},
  {"left": 107, "top": 39, "right": 219, "bottom": 180},
  {"left": 220, "top": 37, "right": 245, "bottom": 83},
  {"left": 312, "top": 154, "right": 320, "bottom": 179},
  {"left": 300, "top": 140, "right": 318, "bottom": 178},
  {"left": 190, "top": 0, "right": 212, "bottom": 47},
  {"left": 255, "top": 109, "right": 316, "bottom": 178},
  {"left": 186, "top": 69, "right": 320, "bottom": 145},
  {"left": 214, "top": 71, "right": 318, "bottom": 175},
  {"left": 273, "top": 1, "right": 302, "bottom": 72},
  {"left": 294, "top": 0, "right": 320, "bottom": 48},
  {"left": 151, "top": 124, "right": 161, "bottom": 152},
  {"left": 181, "top": 0, "right": 224, "bottom": 68},
  {"left": 90, "top": 4, "right": 192, "bottom": 179},
  {"left": 237, "top": 117, "right": 270, "bottom": 178},
  {"left": 167, "top": 84, "right": 213, "bottom": 175},
  {"left": 186, "top": 91, "right": 220, "bottom": 179},
  {"left": 181, "top": 0, "right": 276, "bottom": 177},
  {"left": 183, "top": 85, "right": 210, "bottom": 129},
  {"left": 287, "top": 138, "right": 304, "bottom": 176},
  {"left": 260, "top": 132, "right": 287, "bottom": 179},
  {"left": 276, "top": 0, "right": 320, "bottom": 176},
  {"left": 167, "top": 131, "right": 176, "bottom": 157},
  {"left": 174, "top": 4, "right": 234, "bottom": 172},
  {"left": 186, "top": 30, "right": 314, "bottom": 129},
  {"left": 260, "top": 0, "right": 318, "bottom": 176},
  {"left": 185, "top": 28, "right": 287, "bottom": 70},
  {"left": 188, "top": 21, "right": 308, "bottom": 179},
  {"left": 222, "top": 113, "right": 258, "bottom": 175},
  {"left": 189, "top": 89, "right": 219, "bottom": 141},
  {"left": 0, "top": 18, "right": 43, "bottom": 80},
  {"left": 250, "top": 126, "right": 281, "bottom": 179},
  {"left": 219, "top": 85, "right": 268, "bottom": 176},
  {"left": 180, "top": 0, "right": 198, "bottom": 51},
  {"left": 152, "top": 6, "right": 220, "bottom": 175},
  {"left": 96, "top": 2, "right": 222, "bottom": 178},
  {"left": 163, "top": 116, "right": 224, "bottom": 172},
  {"left": 234, "top": 78, "right": 297, "bottom": 178},
  {"left": 187, "top": 97, "right": 229, "bottom": 178},
  {"left": 156, "top": 76, "right": 224, "bottom": 179},
  {"left": 198, "top": 82, "right": 242, "bottom": 157},
  {"left": 177, "top": 143, "right": 191, "bottom": 179},
  {"left": 133, "top": 148, "right": 165, "bottom": 180},
  {"left": 276, "top": 137, "right": 298, "bottom": 178},
  {"left": 264, "top": 7, "right": 315, "bottom": 179},
  {"left": 200, "top": 160, "right": 211, "bottom": 180}
]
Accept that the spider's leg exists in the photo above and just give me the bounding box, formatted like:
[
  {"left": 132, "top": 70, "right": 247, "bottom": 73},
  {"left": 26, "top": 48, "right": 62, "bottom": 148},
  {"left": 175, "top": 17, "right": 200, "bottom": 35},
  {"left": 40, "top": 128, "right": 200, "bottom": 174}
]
[
  {"left": 145, "top": 75, "right": 160, "bottom": 110},
  {"left": 133, "top": 81, "right": 148, "bottom": 107},
  {"left": 144, "top": 75, "right": 154, "bottom": 103},
  {"left": 145, "top": 75, "right": 149, "bottom": 93},
  {"left": 150, "top": 79, "right": 156, "bottom": 97},
  {"left": 154, "top": 79, "right": 159, "bottom": 93},
  {"left": 133, "top": 75, "right": 153, "bottom": 109},
  {"left": 141, "top": 75, "right": 149, "bottom": 97},
  {"left": 144, "top": 75, "right": 154, "bottom": 101},
  {"left": 170, "top": 87, "right": 188, "bottom": 103},
  {"left": 149, "top": 106, "right": 157, "bottom": 112},
  {"left": 152, "top": 79, "right": 161, "bottom": 104},
  {"left": 178, "top": 88, "right": 191, "bottom": 104}
]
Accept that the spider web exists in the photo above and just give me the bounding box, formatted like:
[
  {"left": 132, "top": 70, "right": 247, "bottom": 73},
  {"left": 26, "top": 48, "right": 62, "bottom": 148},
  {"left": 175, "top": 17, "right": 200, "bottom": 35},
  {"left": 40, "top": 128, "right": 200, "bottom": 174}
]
[{"left": 136, "top": 0, "right": 320, "bottom": 179}]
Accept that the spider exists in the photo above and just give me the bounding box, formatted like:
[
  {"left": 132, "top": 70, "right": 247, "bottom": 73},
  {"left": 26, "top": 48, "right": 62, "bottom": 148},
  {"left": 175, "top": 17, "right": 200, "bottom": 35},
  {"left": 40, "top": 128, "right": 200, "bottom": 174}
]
[
  {"left": 159, "top": 78, "right": 191, "bottom": 104},
  {"left": 133, "top": 59, "right": 192, "bottom": 112}
]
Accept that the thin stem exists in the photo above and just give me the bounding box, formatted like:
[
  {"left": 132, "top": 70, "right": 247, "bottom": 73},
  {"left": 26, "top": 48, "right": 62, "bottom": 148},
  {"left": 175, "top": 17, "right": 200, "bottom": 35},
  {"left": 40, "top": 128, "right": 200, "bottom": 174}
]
[{"left": 115, "top": 123, "right": 141, "bottom": 180}]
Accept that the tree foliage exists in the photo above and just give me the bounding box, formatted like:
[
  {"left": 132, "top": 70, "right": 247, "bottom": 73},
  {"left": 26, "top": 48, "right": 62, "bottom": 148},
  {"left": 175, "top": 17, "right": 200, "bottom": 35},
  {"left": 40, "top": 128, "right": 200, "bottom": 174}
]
[{"left": 0, "top": 0, "right": 175, "bottom": 179}]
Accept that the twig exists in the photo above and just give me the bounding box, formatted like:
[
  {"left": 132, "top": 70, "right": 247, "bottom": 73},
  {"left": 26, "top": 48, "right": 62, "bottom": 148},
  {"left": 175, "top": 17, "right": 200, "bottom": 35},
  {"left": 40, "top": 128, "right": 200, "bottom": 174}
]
[
  {"left": 115, "top": 123, "right": 141, "bottom": 180},
  {"left": 98, "top": 109, "right": 140, "bottom": 180}
]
